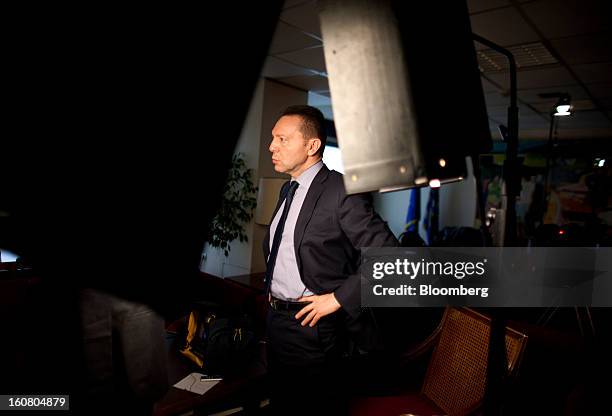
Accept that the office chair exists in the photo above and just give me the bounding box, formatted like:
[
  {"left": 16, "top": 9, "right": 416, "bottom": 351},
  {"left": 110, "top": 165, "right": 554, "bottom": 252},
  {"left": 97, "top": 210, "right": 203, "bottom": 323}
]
[{"left": 350, "top": 307, "right": 528, "bottom": 416}]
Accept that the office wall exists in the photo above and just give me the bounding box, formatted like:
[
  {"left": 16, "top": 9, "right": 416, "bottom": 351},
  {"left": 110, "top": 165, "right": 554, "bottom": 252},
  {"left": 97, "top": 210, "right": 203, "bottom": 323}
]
[
  {"left": 373, "top": 157, "right": 477, "bottom": 243},
  {"left": 200, "top": 80, "right": 264, "bottom": 277},
  {"left": 200, "top": 79, "right": 307, "bottom": 277},
  {"left": 439, "top": 157, "right": 477, "bottom": 229},
  {"left": 372, "top": 187, "right": 429, "bottom": 243},
  {"left": 251, "top": 81, "right": 308, "bottom": 274},
  {"left": 373, "top": 189, "right": 411, "bottom": 240}
]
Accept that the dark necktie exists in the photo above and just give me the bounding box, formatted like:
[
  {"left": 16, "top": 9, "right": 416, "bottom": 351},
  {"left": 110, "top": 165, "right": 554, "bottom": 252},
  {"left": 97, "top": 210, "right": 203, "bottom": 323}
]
[{"left": 265, "top": 180, "right": 299, "bottom": 294}]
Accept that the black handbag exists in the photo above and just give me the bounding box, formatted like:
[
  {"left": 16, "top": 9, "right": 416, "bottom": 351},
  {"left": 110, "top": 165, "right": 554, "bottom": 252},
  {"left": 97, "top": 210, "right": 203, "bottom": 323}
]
[{"left": 180, "top": 302, "right": 256, "bottom": 376}]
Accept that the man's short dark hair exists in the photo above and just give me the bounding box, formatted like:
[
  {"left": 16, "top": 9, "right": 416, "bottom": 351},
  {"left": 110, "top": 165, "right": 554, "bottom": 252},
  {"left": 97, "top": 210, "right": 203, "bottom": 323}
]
[{"left": 280, "top": 105, "right": 327, "bottom": 157}]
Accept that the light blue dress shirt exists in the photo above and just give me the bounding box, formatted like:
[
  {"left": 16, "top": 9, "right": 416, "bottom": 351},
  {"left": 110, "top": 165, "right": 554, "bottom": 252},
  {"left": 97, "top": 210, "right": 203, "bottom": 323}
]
[{"left": 268, "top": 160, "right": 324, "bottom": 300}]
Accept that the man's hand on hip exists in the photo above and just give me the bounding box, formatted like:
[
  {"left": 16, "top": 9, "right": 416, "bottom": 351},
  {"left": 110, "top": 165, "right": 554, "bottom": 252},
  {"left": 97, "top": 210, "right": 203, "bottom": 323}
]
[{"left": 295, "top": 293, "right": 341, "bottom": 327}]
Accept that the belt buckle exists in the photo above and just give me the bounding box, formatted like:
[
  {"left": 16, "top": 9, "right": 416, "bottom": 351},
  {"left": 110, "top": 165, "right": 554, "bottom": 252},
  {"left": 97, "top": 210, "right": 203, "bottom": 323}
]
[
  {"left": 270, "top": 298, "right": 280, "bottom": 310},
  {"left": 270, "top": 297, "right": 292, "bottom": 311}
]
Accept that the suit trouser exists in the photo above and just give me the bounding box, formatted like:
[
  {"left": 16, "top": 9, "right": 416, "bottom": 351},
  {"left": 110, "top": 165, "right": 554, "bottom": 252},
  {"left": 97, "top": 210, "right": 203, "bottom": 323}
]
[{"left": 266, "top": 305, "right": 348, "bottom": 416}]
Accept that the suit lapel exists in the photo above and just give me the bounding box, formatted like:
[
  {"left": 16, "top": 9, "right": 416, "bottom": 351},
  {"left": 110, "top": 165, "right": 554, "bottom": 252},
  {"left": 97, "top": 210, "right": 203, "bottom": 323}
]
[
  {"left": 264, "top": 180, "right": 290, "bottom": 258},
  {"left": 293, "top": 166, "right": 329, "bottom": 274}
]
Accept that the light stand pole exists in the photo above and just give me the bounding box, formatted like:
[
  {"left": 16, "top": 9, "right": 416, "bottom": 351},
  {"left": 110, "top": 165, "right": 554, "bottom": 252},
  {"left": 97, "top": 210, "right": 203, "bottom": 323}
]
[
  {"left": 472, "top": 34, "right": 520, "bottom": 247},
  {"left": 472, "top": 33, "right": 519, "bottom": 416},
  {"left": 543, "top": 94, "right": 571, "bottom": 223},
  {"left": 544, "top": 113, "right": 556, "bottom": 203}
]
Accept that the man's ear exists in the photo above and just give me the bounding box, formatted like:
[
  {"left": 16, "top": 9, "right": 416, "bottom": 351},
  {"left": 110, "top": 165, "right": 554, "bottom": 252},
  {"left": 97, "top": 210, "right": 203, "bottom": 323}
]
[{"left": 307, "top": 138, "right": 321, "bottom": 156}]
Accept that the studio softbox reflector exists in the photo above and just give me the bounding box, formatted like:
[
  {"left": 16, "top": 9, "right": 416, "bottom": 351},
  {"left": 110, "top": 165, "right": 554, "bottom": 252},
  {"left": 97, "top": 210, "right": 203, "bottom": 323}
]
[{"left": 318, "top": 0, "right": 491, "bottom": 194}]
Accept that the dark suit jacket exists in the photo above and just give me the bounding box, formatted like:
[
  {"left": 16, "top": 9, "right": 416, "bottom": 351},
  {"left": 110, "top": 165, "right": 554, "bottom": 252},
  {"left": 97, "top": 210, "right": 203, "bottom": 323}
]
[{"left": 264, "top": 164, "right": 398, "bottom": 319}]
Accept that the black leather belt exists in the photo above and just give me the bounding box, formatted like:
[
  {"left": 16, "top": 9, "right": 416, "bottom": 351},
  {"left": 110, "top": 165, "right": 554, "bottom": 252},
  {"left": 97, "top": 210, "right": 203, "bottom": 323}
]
[{"left": 269, "top": 296, "right": 309, "bottom": 311}]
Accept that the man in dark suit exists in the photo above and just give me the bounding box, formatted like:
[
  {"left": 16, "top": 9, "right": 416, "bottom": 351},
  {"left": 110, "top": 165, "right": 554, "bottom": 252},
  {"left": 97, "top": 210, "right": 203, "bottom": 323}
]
[{"left": 264, "top": 105, "right": 398, "bottom": 415}]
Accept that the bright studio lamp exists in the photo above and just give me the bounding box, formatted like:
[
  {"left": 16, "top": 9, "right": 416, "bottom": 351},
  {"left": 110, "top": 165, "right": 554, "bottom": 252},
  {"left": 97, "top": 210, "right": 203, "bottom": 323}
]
[{"left": 554, "top": 94, "right": 572, "bottom": 116}]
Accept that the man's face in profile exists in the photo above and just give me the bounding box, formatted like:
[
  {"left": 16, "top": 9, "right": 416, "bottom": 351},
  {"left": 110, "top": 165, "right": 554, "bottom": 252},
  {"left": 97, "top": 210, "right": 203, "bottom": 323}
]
[{"left": 269, "top": 115, "right": 310, "bottom": 177}]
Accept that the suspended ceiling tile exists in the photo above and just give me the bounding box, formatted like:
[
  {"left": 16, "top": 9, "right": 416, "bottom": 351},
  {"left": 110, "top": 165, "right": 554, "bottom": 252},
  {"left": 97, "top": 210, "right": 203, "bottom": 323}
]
[
  {"left": 276, "top": 74, "right": 329, "bottom": 92},
  {"left": 487, "top": 105, "right": 510, "bottom": 117},
  {"left": 268, "top": 21, "right": 321, "bottom": 55},
  {"left": 276, "top": 45, "right": 326, "bottom": 74},
  {"left": 470, "top": 7, "right": 540, "bottom": 46},
  {"left": 487, "top": 66, "right": 575, "bottom": 89},
  {"left": 556, "top": 111, "right": 612, "bottom": 129},
  {"left": 488, "top": 119, "right": 500, "bottom": 130},
  {"left": 519, "top": 124, "right": 550, "bottom": 135},
  {"left": 488, "top": 114, "right": 505, "bottom": 124},
  {"left": 571, "top": 62, "right": 612, "bottom": 84},
  {"left": 597, "top": 97, "right": 612, "bottom": 110},
  {"left": 566, "top": 99, "right": 598, "bottom": 112},
  {"left": 519, "top": 129, "right": 551, "bottom": 140},
  {"left": 518, "top": 85, "right": 591, "bottom": 103},
  {"left": 520, "top": 103, "right": 544, "bottom": 116},
  {"left": 484, "top": 91, "right": 512, "bottom": 106},
  {"left": 519, "top": 119, "right": 550, "bottom": 130},
  {"left": 556, "top": 127, "right": 612, "bottom": 140},
  {"left": 283, "top": 0, "right": 312, "bottom": 9},
  {"left": 585, "top": 83, "right": 612, "bottom": 99},
  {"left": 521, "top": 102, "right": 550, "bottom": 114},
  {"left": 517, "top": 66, "right": 577, "bottom": 89},
  {"left": 530, "top": 99, "right": 596, "bottom": 113},
  {"left": 467, "top": 0, "right": 509, "bottom": 14},
  {"left": 477, "top": 42, "right": 558, "bottom": 73},
  {"left": 520, "top": 0, "right": 612, "bottom": 39},
  {"left": 550, "top": 33, "right": 612, "bottom": 65},
  {"left": 519, "top": 113, "right": 550, "bottom": 123},
  {"left": 481, "top": 77, "right": 500, "bottom": 93},
  {"left": 488, "top": 103, "right": 538, "bottom": 118},
  {"left": 487, "top": 126, "right": 500, "bottom": 135},
  {"left": 280, "top": 0, "right": 321, "bottom": 38},
  {"left": 261, "top": 56, "right": 314, "bottom": 78}
]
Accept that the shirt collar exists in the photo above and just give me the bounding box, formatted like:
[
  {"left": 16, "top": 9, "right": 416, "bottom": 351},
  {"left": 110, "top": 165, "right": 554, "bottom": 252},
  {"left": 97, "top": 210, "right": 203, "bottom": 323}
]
[{"left": 293, "top": 160, "right": 323, "bottom": 191}]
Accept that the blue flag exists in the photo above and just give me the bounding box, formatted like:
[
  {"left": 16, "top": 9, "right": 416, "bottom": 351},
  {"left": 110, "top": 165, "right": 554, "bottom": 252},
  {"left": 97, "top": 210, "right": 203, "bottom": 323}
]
[
  {"left": 424, "top": 188, "right": 439, "bottom": 245},
  {"left": 404, "top": 189, "right": 420, "bottom": 233}
]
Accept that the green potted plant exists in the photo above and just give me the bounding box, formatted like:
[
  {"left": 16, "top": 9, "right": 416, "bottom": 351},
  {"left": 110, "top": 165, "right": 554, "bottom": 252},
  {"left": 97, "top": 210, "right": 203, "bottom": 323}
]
[{"left": 206, "top": 153, "right": 257, "bottom": 257}]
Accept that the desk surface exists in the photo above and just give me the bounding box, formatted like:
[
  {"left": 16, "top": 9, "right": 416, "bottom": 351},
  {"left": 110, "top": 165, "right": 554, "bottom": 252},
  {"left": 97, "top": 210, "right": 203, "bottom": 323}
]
[
  {"left": 153, "top": 340, "right": 267, "bottom": 416},
  {"left": 154, "top": 273, "right": 268, "bottom": 416},
  {"left": 227, "top": 272, "right": 265, "bottom": 292}
]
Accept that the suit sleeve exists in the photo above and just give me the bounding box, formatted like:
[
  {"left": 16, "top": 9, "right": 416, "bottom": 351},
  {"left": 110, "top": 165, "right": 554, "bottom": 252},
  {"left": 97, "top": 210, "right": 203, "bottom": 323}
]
[{"left": 334, "top": 190, "right": 398, "bottom": 318}]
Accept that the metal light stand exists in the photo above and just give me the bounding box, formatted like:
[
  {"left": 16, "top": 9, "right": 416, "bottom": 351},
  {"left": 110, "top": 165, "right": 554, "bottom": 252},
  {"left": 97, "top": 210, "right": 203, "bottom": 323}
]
[
  {"left": 472, "top": 34, "right": 520, "bottom": 247},
  {"left": 544, "top": 112, "right": 557, "bottom": 198},
  {"left": 472, "top": 33, "right": 520, "bottom": 416}
]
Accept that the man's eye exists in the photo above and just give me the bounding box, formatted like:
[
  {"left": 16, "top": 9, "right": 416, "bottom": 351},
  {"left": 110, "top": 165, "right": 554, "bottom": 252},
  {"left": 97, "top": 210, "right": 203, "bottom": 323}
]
[{"left": 281, "top": 137, "right": 287, "bottom": 143}]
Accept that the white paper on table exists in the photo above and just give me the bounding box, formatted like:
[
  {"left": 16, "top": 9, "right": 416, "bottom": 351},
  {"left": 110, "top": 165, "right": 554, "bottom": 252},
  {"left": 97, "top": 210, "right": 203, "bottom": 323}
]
[{"left": 173, "top": 372, "right": 221, "bottom": 395}]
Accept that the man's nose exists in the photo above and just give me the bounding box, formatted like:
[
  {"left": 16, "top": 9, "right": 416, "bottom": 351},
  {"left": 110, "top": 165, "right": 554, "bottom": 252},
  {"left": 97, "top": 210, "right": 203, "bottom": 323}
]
[{"left": 269, "top": 140, "right": 276, "bottom": 153}]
